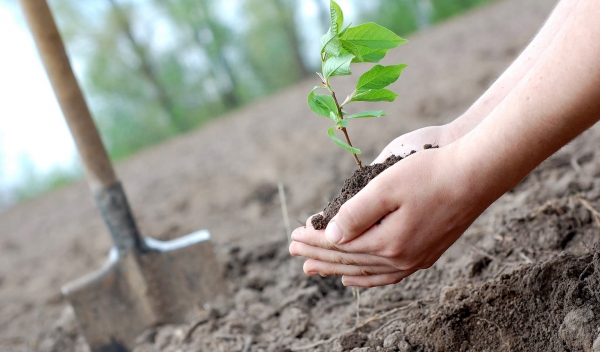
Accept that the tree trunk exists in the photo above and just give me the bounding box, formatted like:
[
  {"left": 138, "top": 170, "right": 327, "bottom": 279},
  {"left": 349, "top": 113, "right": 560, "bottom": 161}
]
[
  {"left": 271, "top": 0, "right": 311, "bottom": 78},
  {"left": 107, "top": 0, "right": 186, "bottom": 132}
]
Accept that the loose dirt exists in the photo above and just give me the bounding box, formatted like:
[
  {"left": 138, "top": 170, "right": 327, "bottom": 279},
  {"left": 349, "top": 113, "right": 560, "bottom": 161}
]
[
  {"left": 1, "top": 0, "right": 599, "bottom": 351},
  {"left": 311, "top": 154, "right": 406, "bottom": 230}
]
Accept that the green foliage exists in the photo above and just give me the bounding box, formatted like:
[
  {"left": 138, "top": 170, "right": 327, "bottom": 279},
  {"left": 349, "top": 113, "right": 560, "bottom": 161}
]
[
  {"left": 356, "top": 64, "right": 407, "bottom": 90},
  {"left": 429, "top": 0, "right": 496, "bottom": 23},
  {"left": 351, "top": 88, "right": 399, "bottom": 103},
  {"left": 328, "top": 127, "right": 361, "bottom": 155},
  {"left": 308, "top": 0, "right": 406, "bottom": 164},
  {"left": 10, "top": 156, "right": 81, "bottom": 202},
  {"left": 323, "top": 54, "right": 354, "bottom": 79},
  {"left": 308, "top": 87, "right": 338, "bottom": 118},
  {"left": 329, "top": 0, "right": 344, "bottom": 35},
  {"left": 345, "top": 110, "right": 387, "bottom": 119},
  {"left": 340, "top": 23, "right": 408, "bottom": 50}
]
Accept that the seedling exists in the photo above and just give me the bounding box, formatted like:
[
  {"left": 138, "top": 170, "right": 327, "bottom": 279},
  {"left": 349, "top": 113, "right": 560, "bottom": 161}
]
[{"left": 308, "top": 0, "right": 408, "bottom": 170}]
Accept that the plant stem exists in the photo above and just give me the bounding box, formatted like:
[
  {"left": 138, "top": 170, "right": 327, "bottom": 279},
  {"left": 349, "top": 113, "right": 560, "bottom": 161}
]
[{"left": 331, "top": 90, "right": 364, "bottom": 170}]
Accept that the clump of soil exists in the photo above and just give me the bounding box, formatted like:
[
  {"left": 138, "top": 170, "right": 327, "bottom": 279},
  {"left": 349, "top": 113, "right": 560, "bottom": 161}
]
[
  {"left": 311, "top": 154, "right": 406, "bottom": 230},
  {"left": 312, "top": 145, "right": 438, "bottom": 230}
]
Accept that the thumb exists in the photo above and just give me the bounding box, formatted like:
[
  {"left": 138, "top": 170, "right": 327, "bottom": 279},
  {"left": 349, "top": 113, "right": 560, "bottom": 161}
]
[{"left": 325, "top": 176, "right": 398, "bottom": 244}]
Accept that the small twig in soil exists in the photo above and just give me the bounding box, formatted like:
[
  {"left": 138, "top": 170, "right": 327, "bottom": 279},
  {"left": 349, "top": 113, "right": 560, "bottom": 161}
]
[
  {"left": 372, "top": 300, "right": 413, "bottom": 312},
  {"left": 579, "top": 261, "right": 594, "bottom": 281},
  {"left": 570, "top": 155, "right": 583, "bottom": 173},
  {"left": 291, "top": 327, "right": 355, "bottom": 351},
  {"left": 291, "top": 305, "right": 414, "bottom": 351},
  {"left": 274, "top": 286, "right": 321, "bottom": 316},
  {"left": 470, "top": 245, "right": 499, "bottom": 262},
  {"left": 241, "top": 335, "right": 253, "bottom": 352},
  {"left": 473, "top": 316, "right": 508, "bottom": 347},
  {"left": 372, "top": 316, "right": 406, "bottom": 337},
  {"left": 321, "top": 298, "right": 354, "bottom": 312},
  {"left": 214, "top": 334, "right": 238, "bottom": 340},
  {"left": 182, "top": 315, "right": 211, "bottom": 343},
  {"left": 278, "top": 182, "right": 292, "bottom": 244},
  {"left": 574, "top": 195, "right": 600, "bottom": 227},
  {"left": 354, "top": 287, "right": 361, "bottom": 327},
  {"left": 519, "top": 252, "right": 535, "bottom": 264},
  {"left": 356, "top": 305, "right": 413, "bottom": 329}
]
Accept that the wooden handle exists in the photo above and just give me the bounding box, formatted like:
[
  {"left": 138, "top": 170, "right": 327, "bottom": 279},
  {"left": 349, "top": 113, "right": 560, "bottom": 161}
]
[{"left": 19, "top": 0, "right": 117, "bottom": 190}]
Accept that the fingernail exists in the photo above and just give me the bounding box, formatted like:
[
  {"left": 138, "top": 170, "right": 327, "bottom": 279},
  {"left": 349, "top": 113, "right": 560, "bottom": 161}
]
[{"left": 325, "top": 221, "right": 342, "bottom": 244}]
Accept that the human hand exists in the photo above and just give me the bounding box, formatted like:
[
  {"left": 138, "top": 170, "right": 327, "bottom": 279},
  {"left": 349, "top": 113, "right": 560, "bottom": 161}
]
[
  {"left": 290, "top": 141, "right": 498, "bottom": 287},
  {"left": 372, "top": 123, "right": 463, "bottom": 164}
]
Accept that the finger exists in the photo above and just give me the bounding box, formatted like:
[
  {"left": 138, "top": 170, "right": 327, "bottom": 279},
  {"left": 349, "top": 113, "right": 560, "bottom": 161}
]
[
  {"left": 334, "top": 208, "right": 405, "bottom": 256},
  {"left": 295, "top": 214, "right": 400, "bottom": 258},
  {"left": 292, "top": 225, "right": 341, "bottom": 252},
  {"left": 325, "top": 173, "right": 399, "bottom": 245},
  {"left": 342, "top": 271, "right": 414, "bottom": 287},
  {"left": 303, "top": 259, "right": 398, "bottom": 277},
  {"left": 288, "top": 241, "right": 391, "bottom": 267},
  {"left": 292, "top": 225, "right": 337, "bottom": 250}
]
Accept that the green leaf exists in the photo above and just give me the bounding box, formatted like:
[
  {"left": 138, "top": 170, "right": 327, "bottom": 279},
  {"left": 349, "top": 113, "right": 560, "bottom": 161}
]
[
  {"left": 354, "top": 46, "right": 389, "bottom": 63},
  {"left": 340, "top": 40, "right": 363, "bottom": 62},
  {"left": 351, "top": 89, "right": 398, "bottom": 102},
  {"left": 341, "top": 23, "right": 408, "bottom": 50},
  {"left": 338, "top": 22, "right": 352, "bottom": 37},
  {"left": 356, "top": 64, "right": 407, "bottom": 90},
  {"left": 346, "top": 110, "right": 387, "bottom": 119},
  {"left": 328, "top": 127, "right": 361, "bottom": 154},
  {"left": 323, "top": 54, "right": 354, "bottom": 79},
  {"left": 320, "top": 27, "right": 342, "bottom": 57},
  {"left": 308, "top": 87, "right": 338, "bottom": 118},
  {"left": 341, "top": 45, "right": 389, "bottom": 63},
  {"left": 329, "top": 1, "right": 344, "bottom": 35},
  {"left": 335, "top": 118, "right": 349, "bottom": 128}
]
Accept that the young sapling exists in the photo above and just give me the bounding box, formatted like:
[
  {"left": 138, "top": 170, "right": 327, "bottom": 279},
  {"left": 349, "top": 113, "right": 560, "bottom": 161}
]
[{"left": 308, "top": 0, "right": 408, "bottom": 170}]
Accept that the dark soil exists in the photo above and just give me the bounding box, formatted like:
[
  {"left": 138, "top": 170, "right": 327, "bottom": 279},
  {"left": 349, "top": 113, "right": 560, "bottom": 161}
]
[
  {"left": 311, "top": 154, "right": 407, "bottom": 230},
  {"left": 312, "top": 144, "right": 439, "bottom": 230}
]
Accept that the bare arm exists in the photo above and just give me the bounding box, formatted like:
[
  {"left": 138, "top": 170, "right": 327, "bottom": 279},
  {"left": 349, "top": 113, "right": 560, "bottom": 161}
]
[
  {"left": 374, "top": 0, "right": 578, "bottom": 162},
  {"left": 449, "top": 0, "right": 578, "bottom": 138}
]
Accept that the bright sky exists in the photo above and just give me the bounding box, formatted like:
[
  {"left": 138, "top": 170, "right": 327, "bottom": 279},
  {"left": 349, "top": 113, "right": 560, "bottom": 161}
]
[{"left": 0, "top": 4, "right": 77, "bottom": 188}]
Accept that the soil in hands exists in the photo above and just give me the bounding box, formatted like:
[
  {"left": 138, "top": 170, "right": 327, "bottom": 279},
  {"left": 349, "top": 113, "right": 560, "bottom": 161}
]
[
  {"left": 312, "top": 145, "right": 437, "bottom": 230},
  {"left": 311, "top": 154, "right": 405, "bottom": 230}
]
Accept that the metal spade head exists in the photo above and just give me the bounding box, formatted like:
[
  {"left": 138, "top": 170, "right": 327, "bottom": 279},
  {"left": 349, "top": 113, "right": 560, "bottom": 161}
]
[{"left": 62, "top": 229, "right": 224, "bottom": 352}]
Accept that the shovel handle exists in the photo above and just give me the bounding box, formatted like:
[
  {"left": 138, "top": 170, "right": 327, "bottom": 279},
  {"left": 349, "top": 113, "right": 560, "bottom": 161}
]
[
  {"left": 19, "top": 0, "right": 117, "bottom": 190},
  {"left": 20, "top": 0, "right": 145, "bottom": 252}
]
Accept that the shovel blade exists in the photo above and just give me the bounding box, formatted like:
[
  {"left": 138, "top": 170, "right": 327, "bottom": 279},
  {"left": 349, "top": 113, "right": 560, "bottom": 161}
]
[{"left": 62, "top": 230, "right": 225, "bottom": 352}]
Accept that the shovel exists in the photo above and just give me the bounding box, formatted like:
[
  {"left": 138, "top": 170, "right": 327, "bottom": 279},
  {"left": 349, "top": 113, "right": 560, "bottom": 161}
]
[{"left": 18, "top": 1, "right": 226, "bottom": 351}]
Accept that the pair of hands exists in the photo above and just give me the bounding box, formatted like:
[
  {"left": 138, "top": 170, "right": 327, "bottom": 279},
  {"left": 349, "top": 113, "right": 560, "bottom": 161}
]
[{"left": 289, "top": 124, "right": 492, "bottom": 287}]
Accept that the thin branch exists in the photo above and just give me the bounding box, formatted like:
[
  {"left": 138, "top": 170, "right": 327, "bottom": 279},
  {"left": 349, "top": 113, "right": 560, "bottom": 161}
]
[
  {"left": 331, "top": 90, "right": 363, "bottom": 170},
  {"left": 278, "top": 182, "right": 292, "bottom": 245}
]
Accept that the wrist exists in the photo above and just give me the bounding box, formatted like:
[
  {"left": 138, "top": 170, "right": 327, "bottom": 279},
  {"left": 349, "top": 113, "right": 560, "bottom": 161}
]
[{"left": 453, "top": 118, "right": 535, "bottom": 206}]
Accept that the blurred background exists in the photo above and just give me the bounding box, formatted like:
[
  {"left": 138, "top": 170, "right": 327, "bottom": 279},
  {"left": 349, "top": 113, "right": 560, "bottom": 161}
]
[{"left": 0, "top": 0, "right": 494, "bottom": 211}]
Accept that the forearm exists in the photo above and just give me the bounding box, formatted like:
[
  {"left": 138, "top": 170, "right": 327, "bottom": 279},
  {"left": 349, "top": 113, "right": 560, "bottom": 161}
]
[
  {"left": 462, "top": 0, "right": 600, "bottom": 201},
  {"left": 449, "top": 0, "right": 577, "bottom": 139}
]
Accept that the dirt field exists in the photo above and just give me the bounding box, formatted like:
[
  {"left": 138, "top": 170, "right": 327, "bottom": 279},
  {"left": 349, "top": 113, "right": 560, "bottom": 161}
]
[{"left": 1, "top": 0, "right": 599, "bottom": 350}]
